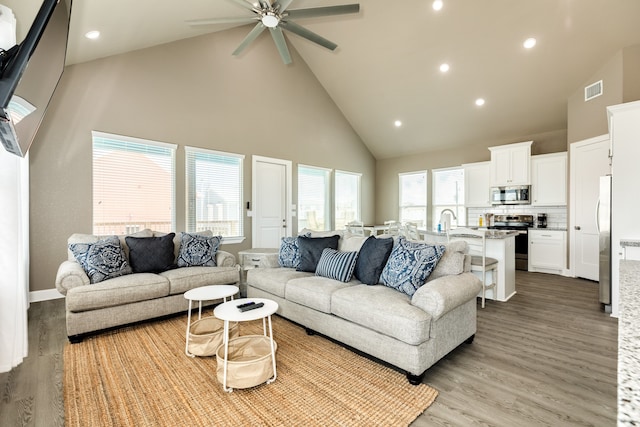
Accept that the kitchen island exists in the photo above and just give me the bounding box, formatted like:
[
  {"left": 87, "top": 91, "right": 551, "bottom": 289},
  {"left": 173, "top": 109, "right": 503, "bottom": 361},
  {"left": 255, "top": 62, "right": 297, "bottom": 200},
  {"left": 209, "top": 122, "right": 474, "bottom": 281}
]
[{"left": 419, "top": 229, "right": 517, "bottom": 302}]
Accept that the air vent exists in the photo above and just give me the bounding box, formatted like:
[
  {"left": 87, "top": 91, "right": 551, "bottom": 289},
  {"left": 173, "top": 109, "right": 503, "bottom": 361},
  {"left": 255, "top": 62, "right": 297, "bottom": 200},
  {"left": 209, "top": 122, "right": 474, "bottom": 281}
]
[{"left": 585, "top": 80, "right": 603, "bottom": 101}]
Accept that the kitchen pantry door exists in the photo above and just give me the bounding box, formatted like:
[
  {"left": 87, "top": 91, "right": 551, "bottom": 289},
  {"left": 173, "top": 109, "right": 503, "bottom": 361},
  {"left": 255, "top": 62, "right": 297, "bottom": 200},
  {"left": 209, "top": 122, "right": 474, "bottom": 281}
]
[
  {"left": 252, "top": 156, "right": 292, "bottom": 248},
  {"left": 570, "top": 135, "right": 610, "bottom": 281}
]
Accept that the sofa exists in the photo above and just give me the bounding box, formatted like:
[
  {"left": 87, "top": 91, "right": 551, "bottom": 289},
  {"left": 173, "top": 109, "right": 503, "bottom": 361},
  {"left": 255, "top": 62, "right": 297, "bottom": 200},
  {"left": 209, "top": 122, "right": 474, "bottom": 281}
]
[
  {"left": 246, "top": 230, "right": 482, "bottom": 384},
  {"left": 55, "top": 229, "right": 240, "bottom": 342}
]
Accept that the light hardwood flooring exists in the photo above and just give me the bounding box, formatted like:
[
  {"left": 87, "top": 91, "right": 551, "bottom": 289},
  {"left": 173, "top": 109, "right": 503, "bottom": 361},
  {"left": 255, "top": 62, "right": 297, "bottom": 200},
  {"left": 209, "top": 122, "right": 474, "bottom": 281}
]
[{"left": 1, "top": 271, "right": 617, "bottom": 426}]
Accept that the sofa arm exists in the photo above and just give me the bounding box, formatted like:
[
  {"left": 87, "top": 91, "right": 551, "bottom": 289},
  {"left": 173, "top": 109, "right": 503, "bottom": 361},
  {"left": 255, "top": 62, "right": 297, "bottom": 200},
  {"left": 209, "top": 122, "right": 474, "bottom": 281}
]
[
  {"left": 410, "top": 272, "right": 482, "bottom": 320},
  {"left": 216, "top": 250, "right": 236, "bottom": 267},
  {"left": 55, "top": 260, "right": 90, "bottom": 296}
]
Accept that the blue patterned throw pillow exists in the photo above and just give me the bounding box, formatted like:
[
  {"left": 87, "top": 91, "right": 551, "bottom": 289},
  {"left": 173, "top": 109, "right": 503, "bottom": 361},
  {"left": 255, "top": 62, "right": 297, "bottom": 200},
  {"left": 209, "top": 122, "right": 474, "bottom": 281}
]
[
  {"left": 177, "top": 233, "right": 222, "bottom": 267},
  {"left": 315, "top": 248, "right": 359, "bottom": 283},
  {"left": 380, "top": 237, "right": 446, "bottom": 296},
  {"left": 69, "top": 235, "right": 132, "bottom": 284},
  {"left": 278, "top": 233, "right": 311, "bottom": 268}
]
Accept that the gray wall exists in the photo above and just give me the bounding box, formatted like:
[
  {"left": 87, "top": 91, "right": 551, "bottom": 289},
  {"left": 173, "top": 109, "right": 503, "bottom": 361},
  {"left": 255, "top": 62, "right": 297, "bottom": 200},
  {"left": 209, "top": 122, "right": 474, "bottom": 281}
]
[{"left": 29, "top": 27, "right": 375, "bottom": 292}]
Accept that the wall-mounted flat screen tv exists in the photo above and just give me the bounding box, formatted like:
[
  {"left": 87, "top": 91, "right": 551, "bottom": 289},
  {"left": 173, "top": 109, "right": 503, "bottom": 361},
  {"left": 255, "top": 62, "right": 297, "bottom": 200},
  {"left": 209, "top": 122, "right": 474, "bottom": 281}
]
[{"left": 0, "top": 0, "right": 71, "bottom": 157}]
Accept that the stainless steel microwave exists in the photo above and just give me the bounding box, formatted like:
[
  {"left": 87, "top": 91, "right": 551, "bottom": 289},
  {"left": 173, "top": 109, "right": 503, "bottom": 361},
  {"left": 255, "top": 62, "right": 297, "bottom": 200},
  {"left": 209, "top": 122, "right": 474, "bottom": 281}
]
[{"left": 490, "top": 185, "right": 531, "bottom": 205}]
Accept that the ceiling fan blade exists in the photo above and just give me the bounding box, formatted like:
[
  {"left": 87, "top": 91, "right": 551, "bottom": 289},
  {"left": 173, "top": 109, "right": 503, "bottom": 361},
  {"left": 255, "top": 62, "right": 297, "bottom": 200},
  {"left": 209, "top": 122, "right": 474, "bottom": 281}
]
[
  {"left": 277, "top": 0, "right": 294, "bottom": 12},
  {"left": 229, "top": 0, "right": 258, "bottom": 11},
  {"left": 186, "top": 16, "right": 259, "bottom": 26},
  {"left": 286, "top": 4, "right": 360, "bottom": 20},
  {"left": 233, "top": 22, "right": 267, "bottom": 56},
  {"left": 269, "top": 27, "right": 292, "bottom": 64},
  {"left": 280, "top": 21, "right": 337, "bottom": 51}
]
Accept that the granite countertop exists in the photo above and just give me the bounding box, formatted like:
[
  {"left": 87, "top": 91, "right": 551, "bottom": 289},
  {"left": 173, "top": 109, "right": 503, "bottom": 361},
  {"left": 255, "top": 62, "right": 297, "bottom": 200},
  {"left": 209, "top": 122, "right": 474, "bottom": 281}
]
[
  {"left": 620, "top": 239, "right": 640, "bottom": 248},
  {"left": 420, "top": 229, "right": 519, "bottom": 240},
  {"left": 618, "top": 260, "right": 640, "bottom": 425},
  {"left": 529, "top": 227, "right": 568, "bottom": 232}
]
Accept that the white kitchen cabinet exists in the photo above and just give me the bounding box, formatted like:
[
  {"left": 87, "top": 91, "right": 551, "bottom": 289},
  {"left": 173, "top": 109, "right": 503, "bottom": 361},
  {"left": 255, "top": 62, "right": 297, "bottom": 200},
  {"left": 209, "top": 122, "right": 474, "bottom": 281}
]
[
  {"left": 463, "top": 161, "right": 491, "bottom": 207},
  {"left": 489, "top": 141, "right": 532, "bottom": 186},
  {"left": 531, "top": 152, "right": 567, "bottom": 206},
  {"left": 528, "top": 229, "right": 566, "bottom": 274}
]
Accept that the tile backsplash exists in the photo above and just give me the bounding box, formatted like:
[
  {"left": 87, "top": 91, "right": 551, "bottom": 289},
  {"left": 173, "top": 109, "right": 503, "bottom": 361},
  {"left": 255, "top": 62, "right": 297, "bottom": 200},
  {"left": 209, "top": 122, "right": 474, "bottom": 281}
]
[{"left": 468, "top": 205, "right": 567, "bottom": 229}]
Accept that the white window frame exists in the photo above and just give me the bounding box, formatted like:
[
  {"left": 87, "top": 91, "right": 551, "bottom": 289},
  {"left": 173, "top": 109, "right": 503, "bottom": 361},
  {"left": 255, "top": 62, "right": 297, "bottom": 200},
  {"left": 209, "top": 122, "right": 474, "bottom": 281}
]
[
  {"left": 334, "top": 170, "right": 362, "bottom": 231},
  {"left": 398, "top": 170, "right": 428, "bottom": 228},
  {"left": 185, "top": 146, "right": 245, "bottom": 244},
  {"left": 298, "top": 164, "right": 332, "bottom": 231},
  {"left": 91, "top": 131, "right": 176, "bottom": 235},
  {"left": 432, "top": 166, "right": 466, "bottom": 229}
]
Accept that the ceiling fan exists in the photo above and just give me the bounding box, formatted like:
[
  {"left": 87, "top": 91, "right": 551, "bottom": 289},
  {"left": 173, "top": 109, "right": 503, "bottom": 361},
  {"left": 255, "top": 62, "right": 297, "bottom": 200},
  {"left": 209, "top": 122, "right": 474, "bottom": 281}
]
[{"left": 187, "top": 0, "right": 360, "bottom": 65}]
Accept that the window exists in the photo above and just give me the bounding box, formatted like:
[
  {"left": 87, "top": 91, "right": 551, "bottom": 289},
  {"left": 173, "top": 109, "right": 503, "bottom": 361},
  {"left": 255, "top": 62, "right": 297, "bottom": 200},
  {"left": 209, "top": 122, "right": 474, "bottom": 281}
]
[
  {"left": 185, "top": 147, "right": 244, "bottom": 242},
  {"left": 92, "top": 131, "right": 176, "bottom": 235},
  {"left": 432, "top": 167, "right": 466, "bottom": 228},
  {"left": 298, "top": 165, "right": 331, "bottom": 231},
  {"left": 334, "top": 170, "right": 361, "bottom": 230},
  {"left": 399, "top": 171, "right": 427, "bottom": 227}
]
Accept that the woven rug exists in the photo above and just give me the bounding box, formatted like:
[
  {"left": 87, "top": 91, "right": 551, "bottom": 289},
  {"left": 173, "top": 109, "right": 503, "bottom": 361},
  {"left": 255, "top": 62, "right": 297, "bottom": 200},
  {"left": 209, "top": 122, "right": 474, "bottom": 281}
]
[{"left": 64, "top": 314, "right": 438, "bottom": 426}]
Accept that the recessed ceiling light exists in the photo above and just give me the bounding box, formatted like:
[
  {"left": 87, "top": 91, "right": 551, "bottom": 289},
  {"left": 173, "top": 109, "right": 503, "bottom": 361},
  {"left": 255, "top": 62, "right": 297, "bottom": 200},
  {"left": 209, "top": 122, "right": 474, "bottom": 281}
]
[
  {"left": 85, "top": 30, "right": 100, "bottom": 40},
  {"left": 439, "top": 63, "right": 450, "bottom": 73},
  {"left": 394, "top": 120, "right": 402, "bottom": 127},
  {"left": 523, "top": 37, "right": 536, "bottom": 49},
  {"left": 475, "top": 98, "right": 485, "bottom": 106},
  {"left": 432, "top": 0, "right": 443, "bottom": 11}
]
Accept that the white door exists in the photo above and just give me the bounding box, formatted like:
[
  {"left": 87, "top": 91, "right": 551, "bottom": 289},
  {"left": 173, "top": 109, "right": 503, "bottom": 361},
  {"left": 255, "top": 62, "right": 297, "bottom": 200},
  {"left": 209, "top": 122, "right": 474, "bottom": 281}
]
[
  {"left": 252, "top": 156, "right": 291, "bottom": 248},
  {"left": 570, "top": 135, "right": 610, "bottom": 280}
]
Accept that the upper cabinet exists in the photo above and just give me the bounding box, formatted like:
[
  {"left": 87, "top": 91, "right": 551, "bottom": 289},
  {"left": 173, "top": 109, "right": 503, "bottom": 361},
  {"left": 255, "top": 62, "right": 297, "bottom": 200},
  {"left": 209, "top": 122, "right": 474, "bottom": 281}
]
[
  {"left": 488, "top": 141, "right": 532, "bottom": 186},
  {"left": 531, "top": 152, "right": 567, "bottom": 206},
  {"left": 463, "top": 161, "right": 491, "bottom": 207}
]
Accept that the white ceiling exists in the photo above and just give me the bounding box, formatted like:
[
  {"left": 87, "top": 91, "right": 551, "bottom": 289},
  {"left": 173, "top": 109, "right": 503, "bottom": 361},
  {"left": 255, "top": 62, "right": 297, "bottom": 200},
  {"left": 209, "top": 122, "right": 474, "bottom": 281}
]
[{"left": 24, "top": 1, "right": 640, "bottom": 158}]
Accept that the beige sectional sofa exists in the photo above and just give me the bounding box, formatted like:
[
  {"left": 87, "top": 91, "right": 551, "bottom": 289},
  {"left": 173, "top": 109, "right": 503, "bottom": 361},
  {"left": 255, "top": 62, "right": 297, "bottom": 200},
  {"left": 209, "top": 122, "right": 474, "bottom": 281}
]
[
  {"left": 247, "top": 230, "right": 482, "bottom": 384},
  {"left": 56, "top": 229, "right": 240, "bottom": 342}
]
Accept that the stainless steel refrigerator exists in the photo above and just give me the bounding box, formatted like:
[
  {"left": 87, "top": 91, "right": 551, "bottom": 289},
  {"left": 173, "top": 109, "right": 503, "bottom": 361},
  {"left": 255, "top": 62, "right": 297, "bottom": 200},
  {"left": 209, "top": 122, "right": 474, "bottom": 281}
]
[{"left": 598, "top": 175, "right": 612, "bottom": 306}]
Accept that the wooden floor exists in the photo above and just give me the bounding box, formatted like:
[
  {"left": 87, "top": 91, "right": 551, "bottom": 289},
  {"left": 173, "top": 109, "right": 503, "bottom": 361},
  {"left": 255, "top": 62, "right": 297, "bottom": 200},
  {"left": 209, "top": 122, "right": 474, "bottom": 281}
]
[{"left": 0, "top": 271, "right": 618, "bottom": 427}]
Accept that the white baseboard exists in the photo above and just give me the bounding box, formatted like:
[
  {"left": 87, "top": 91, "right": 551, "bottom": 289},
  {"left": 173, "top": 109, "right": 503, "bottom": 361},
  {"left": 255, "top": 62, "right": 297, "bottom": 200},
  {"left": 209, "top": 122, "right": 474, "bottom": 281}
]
[{"left": 30, "top": 288, "right": 64, "bottom": 303}]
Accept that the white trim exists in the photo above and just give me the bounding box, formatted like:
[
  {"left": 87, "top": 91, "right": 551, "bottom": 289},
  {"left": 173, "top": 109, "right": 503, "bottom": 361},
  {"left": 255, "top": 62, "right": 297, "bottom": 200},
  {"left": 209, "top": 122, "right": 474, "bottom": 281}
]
[
  {"left": 252, "top": 155, "right": 293, "bottom": 242},
  {"left": 335, "top": 169, "right": 362, "bottom": 177},
  {"left": 298, "top": 163, "right": 332, "bottom": 172},
  {"left": 92, "top": 130, "right": 178, "bottom": 150},
  {"left": 185, "top": 145, "right": 245, "bottom": 159},
  {"left": 29, "top": 288, "right": 65, "bottom": 303}
]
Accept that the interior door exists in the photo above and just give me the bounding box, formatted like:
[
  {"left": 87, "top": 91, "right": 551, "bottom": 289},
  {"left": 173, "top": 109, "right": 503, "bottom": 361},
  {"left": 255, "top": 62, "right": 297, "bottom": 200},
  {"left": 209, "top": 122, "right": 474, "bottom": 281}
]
[
  {"left": 570, "top": 136, "right": 610, "bottom": 280},
  {"left": 252, "top": 156, "right": 291, "bottom": 248}
]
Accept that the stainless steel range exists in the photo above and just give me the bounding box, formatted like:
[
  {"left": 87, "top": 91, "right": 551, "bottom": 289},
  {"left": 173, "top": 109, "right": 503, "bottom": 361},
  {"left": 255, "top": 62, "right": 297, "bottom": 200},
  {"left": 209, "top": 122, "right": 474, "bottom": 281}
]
[{"left": 488, "top": 214, "right": 534, "bottom": 271}]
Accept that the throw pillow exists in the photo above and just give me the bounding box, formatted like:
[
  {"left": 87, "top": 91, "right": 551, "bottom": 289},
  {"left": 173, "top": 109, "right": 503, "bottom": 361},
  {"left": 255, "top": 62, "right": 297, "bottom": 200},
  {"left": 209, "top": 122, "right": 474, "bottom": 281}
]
[
  {"left": 354, "top": 236, "right": 394, "bottom": 285},
  {"left": 177, "top": 233, "right": 222, "bottom": 267},
  {"left": 380, "top": 237, "right": 446, "bottom": 296},
  {"left": 427, "top": 240, "right": 467, "bottom": 282},
  {"left": 296, "top": 235, "right": 340, "bottom": 273},
  {"left": 125, "top": 233, "right": 176, "bottom": 273},
  {"left": 278, "top": 233, "right": 311, "bottom": 268},
  {"left": 69, "top": 235, "right": 132, "bottom": 284},
  {"left": 315, "top": 248, "right": 359, "bottom": 283}
]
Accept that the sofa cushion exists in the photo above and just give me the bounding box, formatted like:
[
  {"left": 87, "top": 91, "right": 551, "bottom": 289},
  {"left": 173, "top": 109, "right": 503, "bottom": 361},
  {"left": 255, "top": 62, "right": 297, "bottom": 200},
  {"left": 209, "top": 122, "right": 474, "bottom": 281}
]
[
  {"left": 177, "top": 233, "right": 222, "bottom": 267},
  {"left": 160, "top": 266, "right": 240, "bottom": 295},
  {"left": 285, "top": 276, "right": 356, "bottom": 313},
  {"left": 125, "top": 233, "right": 177, "bottom": 273},
  {"left": 338, "top": 232, "right": 368, "bottom": 252},
  {"left": 66, "top": 273, "right": 170, "bottom": 312},
  {"left": 315, "top": 248, "right": 358, "bottom": 283},
  {"left": 331, "top": 284, "right": 432, "bottom": 346},
  {"left": 380, "top": 237, "right": 445, "bottom": 296},
  {"left": 69, "top": 236, "right": 133, "bottom": 284},
  {"left": 296, "top": 235, "right": 340, "bottom": 273},
  {"left": 354, "top": 236, "right": 394, "bottom": 285},
  {"left": 246, "top": 268, "right": 312, "bottom": 298}
]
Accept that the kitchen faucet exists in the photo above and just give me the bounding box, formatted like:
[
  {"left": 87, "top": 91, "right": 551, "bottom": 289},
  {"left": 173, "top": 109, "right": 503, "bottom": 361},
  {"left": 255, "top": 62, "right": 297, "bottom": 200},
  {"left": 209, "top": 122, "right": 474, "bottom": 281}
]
[{"left": 439, "top": 209, "right": 457, "bottom": 231}]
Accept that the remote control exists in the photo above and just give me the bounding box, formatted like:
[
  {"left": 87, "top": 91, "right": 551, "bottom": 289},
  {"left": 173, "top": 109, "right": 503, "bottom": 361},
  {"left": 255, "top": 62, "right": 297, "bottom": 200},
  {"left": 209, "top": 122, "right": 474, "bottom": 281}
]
[
  {"left": 238, "top": 302, "right": 264, "bottom": 312},
  {"left": 236, "top": 301, "right": 256, "bottom": 309}
]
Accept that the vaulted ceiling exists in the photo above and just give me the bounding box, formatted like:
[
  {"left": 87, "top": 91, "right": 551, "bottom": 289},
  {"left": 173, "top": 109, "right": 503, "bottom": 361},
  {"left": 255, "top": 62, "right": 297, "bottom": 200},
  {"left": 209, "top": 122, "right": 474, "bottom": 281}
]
[{"left": 20, "top": 1, "right": 640, "bottom": 158}]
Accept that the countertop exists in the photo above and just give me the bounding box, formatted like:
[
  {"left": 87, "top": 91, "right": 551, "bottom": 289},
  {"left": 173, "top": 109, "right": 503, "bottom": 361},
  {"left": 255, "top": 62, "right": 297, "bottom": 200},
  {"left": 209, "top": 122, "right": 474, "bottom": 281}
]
[
  {"left": 528, "top": 227, "right": 568, "bottom": 232},
  {"left": 419, "top": 229, "right": 519, "bottom": 240},
  {"left": 618, "top": 260, "right": 640, "bottom": 425}
]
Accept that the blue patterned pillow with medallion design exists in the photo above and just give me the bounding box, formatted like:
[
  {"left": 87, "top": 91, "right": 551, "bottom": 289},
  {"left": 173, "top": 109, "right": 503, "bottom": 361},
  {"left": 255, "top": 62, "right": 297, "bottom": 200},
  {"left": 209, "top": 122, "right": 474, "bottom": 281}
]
[
  {"left": 177, "top": 233, "right": 222, "bottom": 267},
  {"left": 278, "top": 233, "right": 311, "bottom": 268},
  {"left": 69, "top": 235, "right": 132, "bottom": 284}
]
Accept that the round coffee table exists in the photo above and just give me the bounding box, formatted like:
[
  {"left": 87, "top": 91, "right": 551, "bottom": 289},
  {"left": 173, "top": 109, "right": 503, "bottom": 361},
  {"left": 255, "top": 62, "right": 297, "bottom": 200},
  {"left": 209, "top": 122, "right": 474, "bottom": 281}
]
[
  {"left": 214, "top": 298, "right": 278, "bottom": 392},
  {"left": 184, "top": 285, "right": 239, "bottom": 357}
]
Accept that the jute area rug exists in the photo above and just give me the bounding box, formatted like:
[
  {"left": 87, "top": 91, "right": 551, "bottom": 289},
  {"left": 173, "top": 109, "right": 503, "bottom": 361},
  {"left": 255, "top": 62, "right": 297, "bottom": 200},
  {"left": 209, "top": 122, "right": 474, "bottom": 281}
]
[{"left": 64, "top": 314, "right": 438, "bottom": 426}]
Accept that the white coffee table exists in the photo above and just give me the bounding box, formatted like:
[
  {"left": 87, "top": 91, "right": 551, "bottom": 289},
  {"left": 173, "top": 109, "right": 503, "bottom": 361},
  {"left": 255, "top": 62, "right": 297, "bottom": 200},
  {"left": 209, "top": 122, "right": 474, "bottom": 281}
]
[
  {"left": 184, "top": 284, "right": 239, "bottom": 357},
  {"left": 214, "top": 298, "right": 278, "bottom": 392}
]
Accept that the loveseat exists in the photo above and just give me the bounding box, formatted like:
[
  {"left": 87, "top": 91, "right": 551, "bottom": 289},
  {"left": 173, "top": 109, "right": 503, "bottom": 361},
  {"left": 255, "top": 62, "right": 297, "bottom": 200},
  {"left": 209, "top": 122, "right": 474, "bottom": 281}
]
[
  {"left": 55, "top": 229, "right": 240, "bottom": 342},
  {"left": 246, "top": 230, "right": 482, "bottom": 384}
]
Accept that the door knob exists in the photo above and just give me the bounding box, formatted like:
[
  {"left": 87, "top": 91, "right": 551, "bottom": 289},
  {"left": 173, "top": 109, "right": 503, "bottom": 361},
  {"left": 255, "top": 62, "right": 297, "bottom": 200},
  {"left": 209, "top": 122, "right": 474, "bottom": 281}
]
[{"left": 574, "top": 225, "right": 581, "bottom": 230}]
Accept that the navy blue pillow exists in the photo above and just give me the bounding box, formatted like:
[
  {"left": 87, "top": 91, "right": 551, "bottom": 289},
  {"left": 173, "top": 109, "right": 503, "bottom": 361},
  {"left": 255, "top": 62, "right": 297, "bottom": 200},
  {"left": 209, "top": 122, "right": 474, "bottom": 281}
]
[
  {"left": 355, "top": 236, "right": 394, "bottom": 285},
  {"left": 296, "top": 235, "right": 340, "bottom": 272}
]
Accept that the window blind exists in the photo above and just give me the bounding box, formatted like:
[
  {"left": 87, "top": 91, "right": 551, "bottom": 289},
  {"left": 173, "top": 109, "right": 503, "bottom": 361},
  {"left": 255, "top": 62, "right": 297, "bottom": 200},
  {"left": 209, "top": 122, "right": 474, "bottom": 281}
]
[
  {"left": 432, "top": 167, "right": 466, "bottom": 227},
  {"left": 399, "top": 171, "right": 427, "bottom": 227},
  {"left": 298, "top": 165, "right": 331, "bottom": 231},
  {"left": 335, "top": 170, "right": 361, "bottom": 230}
]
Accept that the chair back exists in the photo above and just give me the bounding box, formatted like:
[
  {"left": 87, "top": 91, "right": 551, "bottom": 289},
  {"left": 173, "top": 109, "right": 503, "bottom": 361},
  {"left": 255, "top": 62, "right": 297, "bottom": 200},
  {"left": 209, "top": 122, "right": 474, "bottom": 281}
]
[
  {"left": 384, "top": 220, "right": 402, "bottom": 236},
  {"left": 447, "top": 227, "right": 488, "bottom": 268},
  {"left": 346, "top": 220, "right": 365, "bottom": 235},
  {"left": 403, "top": 222, "right": 421, "bottom": 240}
]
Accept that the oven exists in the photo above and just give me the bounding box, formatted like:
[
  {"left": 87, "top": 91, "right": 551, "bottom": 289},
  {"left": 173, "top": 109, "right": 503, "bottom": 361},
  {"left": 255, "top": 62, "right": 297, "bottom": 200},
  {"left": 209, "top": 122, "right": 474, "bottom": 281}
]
[{"left": 488, "top": 214, "right": 534, "bottom": 271}]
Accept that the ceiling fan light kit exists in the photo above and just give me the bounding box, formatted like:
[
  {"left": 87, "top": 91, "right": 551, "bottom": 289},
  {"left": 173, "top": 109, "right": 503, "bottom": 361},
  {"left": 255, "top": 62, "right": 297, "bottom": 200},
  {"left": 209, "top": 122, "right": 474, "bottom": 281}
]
[{"left": 188, "top": 0, "right": 360, "bottom": 65}]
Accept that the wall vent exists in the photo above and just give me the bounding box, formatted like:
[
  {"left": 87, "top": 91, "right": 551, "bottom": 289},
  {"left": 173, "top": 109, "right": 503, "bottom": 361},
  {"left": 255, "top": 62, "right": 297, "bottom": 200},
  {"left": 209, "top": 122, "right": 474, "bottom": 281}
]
[{"left": 584, "top": 80, "right": 603, "bottom": 101}]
